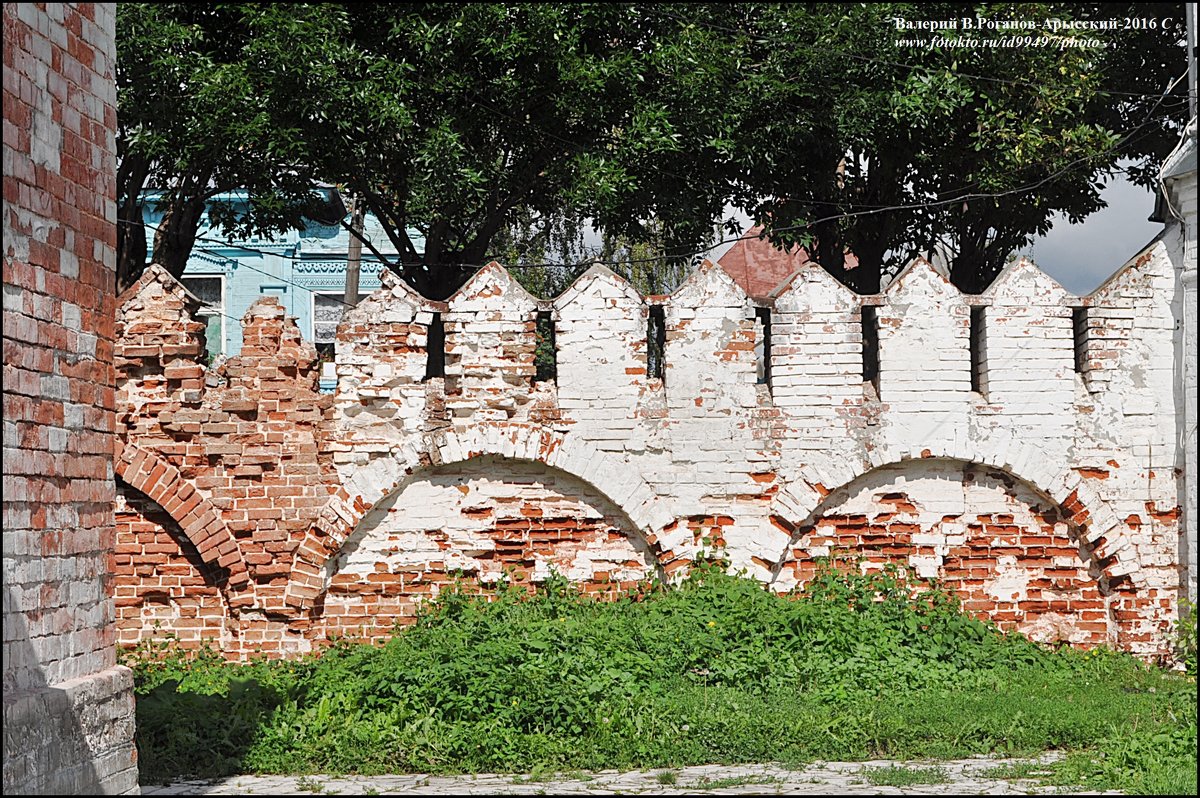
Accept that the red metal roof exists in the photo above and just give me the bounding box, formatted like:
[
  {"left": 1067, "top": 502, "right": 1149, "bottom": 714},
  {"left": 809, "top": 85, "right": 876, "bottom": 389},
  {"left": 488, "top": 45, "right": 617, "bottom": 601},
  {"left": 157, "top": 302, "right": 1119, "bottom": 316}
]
[{"left": 717, "top": 225, "right": 858, "bottom": 299}]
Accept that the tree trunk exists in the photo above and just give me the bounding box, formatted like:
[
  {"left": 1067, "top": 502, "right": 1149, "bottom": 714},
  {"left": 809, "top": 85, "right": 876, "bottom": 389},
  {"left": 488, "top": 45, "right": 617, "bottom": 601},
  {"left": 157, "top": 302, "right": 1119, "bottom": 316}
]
[
  {"left": 116, "top": 200, "right": 148, "bottom": 294},
  {"left": 115, "top": 152, "right": 150, "bottom": 293},
  {"left": 152, "top": 197, "right": 207, "bottom": 280}
]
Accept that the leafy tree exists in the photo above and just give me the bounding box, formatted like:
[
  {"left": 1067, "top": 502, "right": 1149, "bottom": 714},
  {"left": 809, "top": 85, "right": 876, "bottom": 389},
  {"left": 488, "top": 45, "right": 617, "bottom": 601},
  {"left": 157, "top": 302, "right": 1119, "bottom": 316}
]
[
  {"left": 726, "top": 2, "right": 1189, "bottom": 292},
  {"left": 116, "top": 3, "right": 1188, "bottom": 298},
  {"left": 115, "top": 3, "right": 331, "bottom": 291},
  {"left": 238, "top": 3, "right": 744, "bottom": 298},
  {"left": 493, "top": 213, "right": 695, "bottom": 300}
]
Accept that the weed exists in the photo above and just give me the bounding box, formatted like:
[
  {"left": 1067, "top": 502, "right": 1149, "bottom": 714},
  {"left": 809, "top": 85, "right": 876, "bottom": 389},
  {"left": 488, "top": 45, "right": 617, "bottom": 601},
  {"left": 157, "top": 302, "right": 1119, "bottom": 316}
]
[
  {"left": 294, "top": 776, "right": 324, "bottom": 793},
  {"left": 861, "top": 765, "right": 951, "bottom": 786},
  {"left": 689, "top": 774, "right": 783, "bottom": 790},
  {"left": 655, "top": 770, "right": 678, "bottom": 785},
  {"left": 978, "top": 761, "right": 1051, "bottom": 780},
  {"left": 1173, "top": 599, "right": 1197, "bottom": 675}
]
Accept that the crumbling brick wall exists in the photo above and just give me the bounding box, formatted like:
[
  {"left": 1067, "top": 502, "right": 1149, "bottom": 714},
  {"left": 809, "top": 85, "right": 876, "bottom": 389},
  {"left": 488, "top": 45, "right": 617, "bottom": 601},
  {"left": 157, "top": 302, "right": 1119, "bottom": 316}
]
[
  {"left": 315, "top": 456, "right": 654, "bottom": 643},
  {"left": 114, "top": 490, "right": 229, "bottom": 650},
  {"left": 113, "top": 234, "right": 1187, "bottom": 660},
  {"left": 3, "top": 4, "right": 137, "bottom": 793},
  {"left": 779, "top": 460, "right": 1111, "bottom": 647}
]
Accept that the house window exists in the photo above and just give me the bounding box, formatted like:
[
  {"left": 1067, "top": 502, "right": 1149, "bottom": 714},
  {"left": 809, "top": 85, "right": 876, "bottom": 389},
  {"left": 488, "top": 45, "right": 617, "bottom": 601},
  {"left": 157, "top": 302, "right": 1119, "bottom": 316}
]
[
  {"left": 312, "top": 292, "right": 364, "bottom": 346},
  {"left": 181, "top": 276, "right": 224, "bottom": 361}
]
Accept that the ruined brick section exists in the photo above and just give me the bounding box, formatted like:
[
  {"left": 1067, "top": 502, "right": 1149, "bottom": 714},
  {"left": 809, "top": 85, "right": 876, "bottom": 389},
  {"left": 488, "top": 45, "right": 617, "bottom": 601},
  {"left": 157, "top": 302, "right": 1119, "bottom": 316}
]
[
  {"left": 116, "top": 269, "right": 333, "bottom": 633},
  {"left": 782, "top": 461, "right": 1112, "bottom": 647},
  {"left": 2, "top": 4, "right": 137, "bottom": 793},
  {"left": 116, "top": 230, "right": 1188, "bottom": 660}
]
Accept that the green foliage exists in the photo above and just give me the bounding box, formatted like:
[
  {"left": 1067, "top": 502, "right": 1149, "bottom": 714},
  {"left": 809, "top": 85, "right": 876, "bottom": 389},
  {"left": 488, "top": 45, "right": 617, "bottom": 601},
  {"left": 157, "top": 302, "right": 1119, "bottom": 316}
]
[
  {"left": 1048, "top": 721, "right": 1198, "bottom": 795},
  {"left": 128, "top": 563, "right": 1196, "bottom": 789},
  {"left": 730, "top": 2, "right": 1189, "bottom": 292},
  {"left": 1173, "top": 599, "right": 1197, "bottom": 675},
  {"left": 119, "top": 3, "right": 1187, "bottom": 298},
  {"left": 116, "top": 3, "right": 326, "bottom": 288},
  {"left": 239, "top": 3, "right": 739, "bottom": 297},
  {"left": 861, "top": 765, "right": 951, "bottom": 786}
]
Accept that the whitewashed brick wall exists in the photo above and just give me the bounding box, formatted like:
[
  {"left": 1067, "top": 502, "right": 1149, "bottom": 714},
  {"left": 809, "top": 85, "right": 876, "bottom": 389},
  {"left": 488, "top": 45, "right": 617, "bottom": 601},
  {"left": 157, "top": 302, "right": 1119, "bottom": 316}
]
[{"left": 116, "top": 204, "right": 1194, "bottom": 658}]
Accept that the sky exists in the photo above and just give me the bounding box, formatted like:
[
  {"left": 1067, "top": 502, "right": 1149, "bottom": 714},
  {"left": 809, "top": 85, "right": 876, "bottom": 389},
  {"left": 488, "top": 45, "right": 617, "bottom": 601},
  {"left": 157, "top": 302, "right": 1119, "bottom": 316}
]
[{"left": 1017, "top": 174, "right": 1161, "bottom": 295}]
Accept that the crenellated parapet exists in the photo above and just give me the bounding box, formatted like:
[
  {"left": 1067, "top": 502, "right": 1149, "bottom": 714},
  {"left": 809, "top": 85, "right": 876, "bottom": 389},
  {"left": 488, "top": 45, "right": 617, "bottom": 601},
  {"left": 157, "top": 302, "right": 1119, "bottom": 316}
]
[{"left": 113, "top": 240, "right": 1189, "bottom": 658}]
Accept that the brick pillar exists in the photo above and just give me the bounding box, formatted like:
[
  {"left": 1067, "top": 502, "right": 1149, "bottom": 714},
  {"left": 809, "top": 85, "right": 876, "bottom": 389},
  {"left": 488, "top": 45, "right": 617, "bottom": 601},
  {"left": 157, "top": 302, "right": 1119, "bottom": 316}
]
[{"left": 3, "top": 4, "right": 137, "bottom": 794}]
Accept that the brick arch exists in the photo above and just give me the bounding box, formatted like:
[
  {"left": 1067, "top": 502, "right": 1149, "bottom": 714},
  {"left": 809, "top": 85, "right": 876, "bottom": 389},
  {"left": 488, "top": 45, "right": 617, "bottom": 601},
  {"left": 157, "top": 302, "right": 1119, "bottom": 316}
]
[
  {"left": 114, "top": 442, "right": 250, "bottom": 589},
  {"left": 767, "top": 435, "right": 1142, "bottom": 589},
  {"left": 113, "top": 484, "right": 231, "bottom": 650},
  {"left": 284, "top": 423, "right": 677, "bottom": 610}
]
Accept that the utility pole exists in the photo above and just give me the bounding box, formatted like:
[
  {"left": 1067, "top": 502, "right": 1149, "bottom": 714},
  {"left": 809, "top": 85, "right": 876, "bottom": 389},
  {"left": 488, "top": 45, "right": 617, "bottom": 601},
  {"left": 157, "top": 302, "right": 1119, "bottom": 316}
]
[
  {"left": 1188, "top": 3, "right": 1197, "bottom": 122},
  {"left": 344, "top": 192, "right": 365, "bottom": 308}
]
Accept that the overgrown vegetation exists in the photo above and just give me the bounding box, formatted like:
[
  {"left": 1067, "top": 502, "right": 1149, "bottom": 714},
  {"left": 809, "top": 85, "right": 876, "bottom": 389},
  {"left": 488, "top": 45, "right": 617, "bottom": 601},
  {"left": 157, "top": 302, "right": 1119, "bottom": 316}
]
[{"left": 124, "top": 563, "right": 1196, "bottom": 792}]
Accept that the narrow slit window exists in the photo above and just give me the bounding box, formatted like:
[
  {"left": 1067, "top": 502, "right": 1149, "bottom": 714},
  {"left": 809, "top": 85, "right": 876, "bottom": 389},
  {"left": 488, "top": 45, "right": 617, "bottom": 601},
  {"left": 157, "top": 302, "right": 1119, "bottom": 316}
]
[
  {"left": 970, "top": 306, "right": 987, "bottom": 395},
  {"left": 647, "top": 304, "right": 666, "bottom": 380},
  {"left": 755, "top": 306, "right": 772, "bottom": 387},
  {"left": 424, "top": 311, "right": 445, "bottom": 380},
  {"left": 861, "top": 305, "right": 880, "bottom": 390},
  {"left": 534, "top": 311, "right": 557, "bottom": 384},
  {"left": 1072, "top": 307, "right": 1088, "bottom": 374}
]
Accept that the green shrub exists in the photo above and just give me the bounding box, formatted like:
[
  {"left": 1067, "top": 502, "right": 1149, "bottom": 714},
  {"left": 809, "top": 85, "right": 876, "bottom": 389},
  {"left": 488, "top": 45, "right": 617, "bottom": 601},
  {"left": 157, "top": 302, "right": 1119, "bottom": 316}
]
[{"left": 127, "top": 561, "right": 1197, "bottom": 789}]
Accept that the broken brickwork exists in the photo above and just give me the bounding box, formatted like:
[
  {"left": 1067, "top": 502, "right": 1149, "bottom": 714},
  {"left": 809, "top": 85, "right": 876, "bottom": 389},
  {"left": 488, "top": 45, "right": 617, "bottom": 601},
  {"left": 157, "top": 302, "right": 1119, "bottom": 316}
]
[{"left": 114, "top": 234, "right": 1189, "bottom": 660}]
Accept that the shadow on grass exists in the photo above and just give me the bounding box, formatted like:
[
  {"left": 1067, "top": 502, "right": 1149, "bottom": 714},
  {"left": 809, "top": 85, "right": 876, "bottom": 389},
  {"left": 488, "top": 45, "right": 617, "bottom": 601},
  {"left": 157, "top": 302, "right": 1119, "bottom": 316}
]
[{"left": 136, "top": 677, "right": 281, "bottom": 784}]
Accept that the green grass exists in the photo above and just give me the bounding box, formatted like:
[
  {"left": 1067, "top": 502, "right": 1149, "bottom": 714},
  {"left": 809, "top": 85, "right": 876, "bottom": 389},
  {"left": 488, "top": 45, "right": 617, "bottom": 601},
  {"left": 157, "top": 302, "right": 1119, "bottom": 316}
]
[
  {"left": 124, "top": 561, "right": 1197, "bottom": 793},
  {"left": 978, "top": 761, "right": 1051, "bottom": 780},
  {"left": 688, "top": 774, "right": 783, "bottom": 790},
  {"left": 860, "top": 765, "right": 950, "bottom": 786}
]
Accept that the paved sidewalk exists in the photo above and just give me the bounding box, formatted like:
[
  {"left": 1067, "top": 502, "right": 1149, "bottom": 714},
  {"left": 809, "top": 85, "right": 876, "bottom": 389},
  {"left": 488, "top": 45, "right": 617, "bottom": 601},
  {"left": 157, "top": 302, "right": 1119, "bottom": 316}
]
[{"left": 140, "top": 754, "right": 1119, "bottom": 795}]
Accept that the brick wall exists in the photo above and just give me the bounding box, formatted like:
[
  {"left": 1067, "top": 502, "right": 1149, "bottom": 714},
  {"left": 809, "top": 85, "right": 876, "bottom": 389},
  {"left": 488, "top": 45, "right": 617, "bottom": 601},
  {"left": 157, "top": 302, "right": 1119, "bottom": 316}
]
[
  {"left": 112, "top": 238, "right": 1189, "bottom": 663},
  {"left": 2, "top": 3, "right": 137, "bottom": 793}
]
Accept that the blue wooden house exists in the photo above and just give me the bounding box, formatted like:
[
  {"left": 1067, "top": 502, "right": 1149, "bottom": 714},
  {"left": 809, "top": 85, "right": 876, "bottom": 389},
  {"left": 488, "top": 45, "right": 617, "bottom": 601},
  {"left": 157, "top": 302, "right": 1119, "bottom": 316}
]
[{"left": 142, "top": 189, "right": 422, "bottom": 389}]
